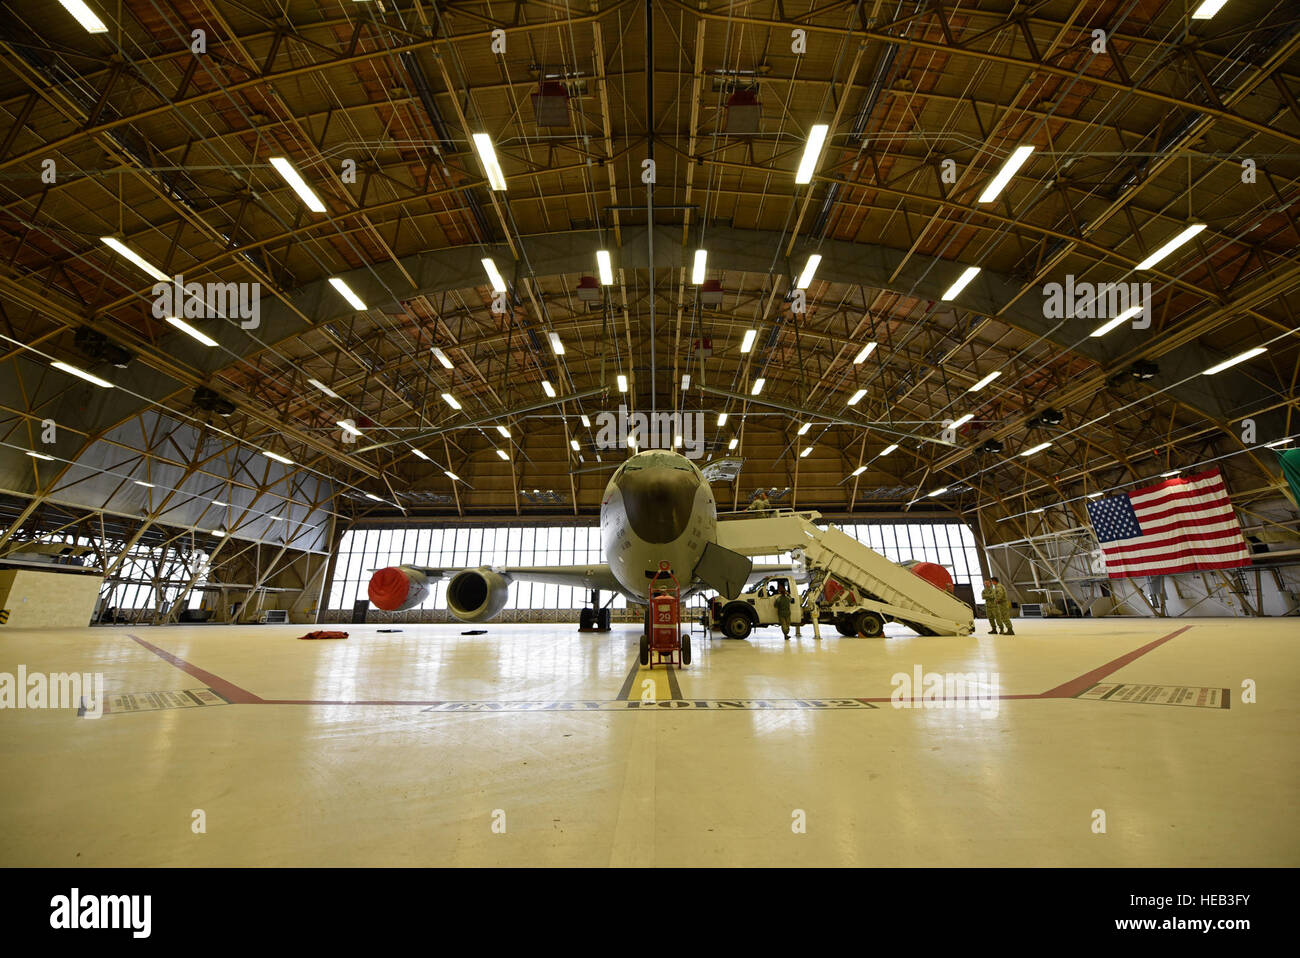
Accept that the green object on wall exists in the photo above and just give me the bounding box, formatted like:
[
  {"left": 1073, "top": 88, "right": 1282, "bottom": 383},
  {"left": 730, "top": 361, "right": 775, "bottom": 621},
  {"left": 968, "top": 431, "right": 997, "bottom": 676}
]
[{"left": 1277, "top": 448, "right": 1300, "bottom": 509}]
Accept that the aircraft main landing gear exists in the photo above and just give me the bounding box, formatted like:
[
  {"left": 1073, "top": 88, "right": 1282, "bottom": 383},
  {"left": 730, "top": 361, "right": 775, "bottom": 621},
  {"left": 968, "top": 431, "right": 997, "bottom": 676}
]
[{"left": 579, "top": 589, "right": 613, "bottom": 632}]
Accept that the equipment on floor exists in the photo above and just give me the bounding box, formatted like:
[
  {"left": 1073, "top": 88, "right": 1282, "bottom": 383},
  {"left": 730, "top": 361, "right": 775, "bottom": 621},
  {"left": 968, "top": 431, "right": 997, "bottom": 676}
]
[
  {"left": 298, "top": 630, "right": 349, "bottom": 640},
  {"left": 641, "top": 561, "right": 691, "bottom": 668}
]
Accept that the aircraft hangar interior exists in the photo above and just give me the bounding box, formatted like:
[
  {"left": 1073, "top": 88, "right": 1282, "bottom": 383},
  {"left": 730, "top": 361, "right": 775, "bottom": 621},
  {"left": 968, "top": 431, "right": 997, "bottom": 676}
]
[{"left": 0, "top": 0, "right": 1298, "bottom": 898}]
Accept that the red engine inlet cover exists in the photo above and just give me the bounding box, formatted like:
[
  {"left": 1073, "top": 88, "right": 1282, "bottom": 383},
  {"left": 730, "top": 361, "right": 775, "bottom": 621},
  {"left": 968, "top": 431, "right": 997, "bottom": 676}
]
[
  {"left": 368, "top": 566, "right": 411, "bottom": 611},
  {"left": 907, "top": 561, "right": 954, "bottom": 593}
]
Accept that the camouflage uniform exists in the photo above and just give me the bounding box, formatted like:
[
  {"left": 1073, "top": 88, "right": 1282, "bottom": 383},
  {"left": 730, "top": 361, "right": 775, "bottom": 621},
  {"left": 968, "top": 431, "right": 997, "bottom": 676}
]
[
  {"left": 981, "top": 582, "right": 1001, "bottom": 634},
  {"left": 774, "top": 591, "right": 793, "bottom": 640},
  {"left": 991, "top": 582, "right": 1014, "bottom": 635}
]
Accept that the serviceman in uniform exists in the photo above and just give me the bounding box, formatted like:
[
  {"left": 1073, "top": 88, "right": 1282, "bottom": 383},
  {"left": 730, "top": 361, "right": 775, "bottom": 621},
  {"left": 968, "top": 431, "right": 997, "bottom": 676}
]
[
  {"left": 774, "top": 581, "right": 794, "bottom": 641},
  {"left": 991, "top": 576, "right": 1014, "bottom": 635},
  {"left": 746, "top": 491, "right": 771, "bottom": 513},
  {"left": 981, "top": 578, "right": 1000, "bottom": 634}
]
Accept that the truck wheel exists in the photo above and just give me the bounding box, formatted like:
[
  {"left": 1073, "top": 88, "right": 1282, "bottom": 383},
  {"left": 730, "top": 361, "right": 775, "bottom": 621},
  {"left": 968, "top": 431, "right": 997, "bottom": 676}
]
[
  {"left": 835, "top": 619, "right": 855, "bottom": 636},
  {"left": 681, "top": 634, "right": 692, "bottom": 665},
  {"left": 639, "top": 634, "right": 649, "bottom": 665},
  {"left": 722, "top": 611, "right": 752, "bottom": 640},
  {"left": 855, "top": 611, "right": 885, "bottom": 637}
]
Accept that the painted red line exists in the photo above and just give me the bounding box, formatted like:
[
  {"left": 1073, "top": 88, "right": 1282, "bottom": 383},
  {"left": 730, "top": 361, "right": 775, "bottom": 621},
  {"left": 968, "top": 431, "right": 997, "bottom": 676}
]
[
  {"left": 259, "top": 699, "right": 445, "bottom": 706},
  {"left": 127, "top": 633, "right": 264, "bottom": 704},
  {"left": 857, "top": 693, "right": 1041, "bottom": 704},
  {"left": 1037, "top": 625, "right": 1193, "bottom": 699}
]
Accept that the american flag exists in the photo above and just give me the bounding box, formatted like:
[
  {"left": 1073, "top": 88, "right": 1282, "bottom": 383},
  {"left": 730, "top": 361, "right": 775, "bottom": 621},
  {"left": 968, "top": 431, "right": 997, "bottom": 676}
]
[{"left": 1086, "top": 467, "right": 1251, "bottom": 579}]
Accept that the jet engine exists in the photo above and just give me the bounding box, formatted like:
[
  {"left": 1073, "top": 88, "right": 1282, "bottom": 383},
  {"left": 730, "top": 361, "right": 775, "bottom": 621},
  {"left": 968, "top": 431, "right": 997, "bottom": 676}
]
[
  {"left": 367, "top": 565, "right": 431, "bottom": 612},
  {"left": 446, "top": 568, "right": 513, "bottom": 622}
]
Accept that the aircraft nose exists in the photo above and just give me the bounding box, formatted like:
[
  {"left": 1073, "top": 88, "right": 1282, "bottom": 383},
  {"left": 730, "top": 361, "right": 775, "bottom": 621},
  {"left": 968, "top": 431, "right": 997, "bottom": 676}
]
[{"left": 618, "top": 468, "right": 698, "bottom": 544}]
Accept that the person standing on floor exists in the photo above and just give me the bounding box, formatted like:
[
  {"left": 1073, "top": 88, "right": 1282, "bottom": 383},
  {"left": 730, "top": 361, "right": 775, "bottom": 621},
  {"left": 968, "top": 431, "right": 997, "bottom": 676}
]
[
  {"left": 981, "top": 578, "right": 1001, "bottom": 634},
  {"left": 774, "top": 582, "right": 794, "bottom": 641},
  {"left": 991, "top": 577, "right": 1015, "bottom": 635}
]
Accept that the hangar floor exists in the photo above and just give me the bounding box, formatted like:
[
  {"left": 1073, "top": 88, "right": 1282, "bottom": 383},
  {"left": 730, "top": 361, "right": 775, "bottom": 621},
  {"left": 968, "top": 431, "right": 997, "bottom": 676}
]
[{"left": 1, "top": 617, "right": 1295, "bottom": 867}]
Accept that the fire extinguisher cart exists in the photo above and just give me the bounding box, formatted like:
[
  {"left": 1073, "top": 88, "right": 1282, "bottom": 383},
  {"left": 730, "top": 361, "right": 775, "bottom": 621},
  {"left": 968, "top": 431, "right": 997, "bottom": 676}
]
[{"left": 640, "top": 561, "right": 692, "bottom": 668}]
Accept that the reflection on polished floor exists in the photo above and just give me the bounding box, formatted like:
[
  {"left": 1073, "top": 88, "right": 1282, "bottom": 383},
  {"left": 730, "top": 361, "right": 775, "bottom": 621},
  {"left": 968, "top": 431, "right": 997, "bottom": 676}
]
[{"left": 0, "top": 617, "right": 1295, "bottom": 866}]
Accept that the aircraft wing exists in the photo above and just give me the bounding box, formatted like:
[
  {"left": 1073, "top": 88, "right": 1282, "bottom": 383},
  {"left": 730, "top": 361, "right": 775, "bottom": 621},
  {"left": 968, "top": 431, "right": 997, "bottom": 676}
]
[{"left": 411, "top": 564, "right": 624, "bottom": 593}]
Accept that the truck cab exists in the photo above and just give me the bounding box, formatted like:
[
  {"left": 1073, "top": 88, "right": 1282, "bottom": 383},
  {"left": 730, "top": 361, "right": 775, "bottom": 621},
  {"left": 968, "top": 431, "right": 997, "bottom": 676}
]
[{"left": 705, "top": 574, "right": 804, "bottom": 640}]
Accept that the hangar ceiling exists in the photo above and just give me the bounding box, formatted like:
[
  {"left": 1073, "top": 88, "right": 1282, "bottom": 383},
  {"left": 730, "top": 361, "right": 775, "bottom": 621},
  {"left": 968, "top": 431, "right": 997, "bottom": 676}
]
[{"left": 0, "top": 0, "right": 1297, "bottom": 553}]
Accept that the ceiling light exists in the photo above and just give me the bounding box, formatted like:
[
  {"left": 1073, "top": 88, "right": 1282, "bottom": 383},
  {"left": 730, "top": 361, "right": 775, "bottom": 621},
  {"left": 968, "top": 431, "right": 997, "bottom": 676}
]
[
  {"left": 795, "top": 123, "right": 829, "bottom": 183},
  {"left": 411, "top": 449, "right": 429, "bottom": 461},
  {"left": 266, "top": 516, "right": 283, "bottom": 522},
  {"left": 570, "top": 439, "right": 580, "bottom": 451},
  {"left": 99, "top": 237, "right": 168, "bottom": 282},
  {"left": 211, "top": 500, "right": 228, "bottom": 507},
  {"left": 481, "top": 258, "right": 507, "bottom": 293},
  {"left": 542, "top": 380, "right": 556, "bottom": 398},
  {"left": 1264, "top": 438, "right": 1292, "bottom": 448},
  {"left": 950, "top": 413, "right": 974, "bottom": 429},
  {"left": 496, "top": 425, "right": 510, "bottom": 438},
  {"left": 851, "top": 466, "right": 866, "bottom": 477},
  {"left": 51, "top": 360, "right": 113, "bottom": 388},
  {"left": 581, "top": 415, "right": 591, "bottom": 427},
  {"left": 444, "top": 471, "right": 460, "bottom": 481},
  {"left": 1135, "top": 223, "right": 1206, "bottom": 270},
  {"left": 928, "top": 487, "right": 948, "bottom": 497},
  {"left": 977, "top": 145, "right": 1035, "bottom": 203},
  {"left": 471, "top": 133, "right": 507, "bottom": 191},
  {"left": 26, "top": 451, "right": 55, "bottom": 461},
  {"left": 1202, "top": 346, "right": 1266, "bottom": 375},
  {"left": 751, "top": 378, "right": 765, "bottom": 396},
  {"left": 364, "top": 493, "right": 383, "bottom": 502},
  {"left": 681, "top": 374, "right": 691, "bottom": 390},
  {"left": 165, "top": 316, "right": 217, "bottom": 347},
  {"left": 847, "top": 388, "right": 866, "bottom": 406},
  {"left": 940, "top": 266, "right": 980, "bottom": 301},
  {"left": 441, "top": 392, "right": 462, "bottom": 410},
  {"left": 728, "top": 438, "right": 738, "bottom": 450},
  {"left": 1020, "top": 442, "right": 1051, "bottom": 457},
  {"left": 211, "top": 529, "right": 226, "bottom": 537},
  {"left": 596, "top": 250, "right": 614, "bottom": 285},
  {"left": 432, "top": 347, "right": 454, "bottom": 369},
  {"left": 797, "top": 423, "right": 811, "bottom": 436},
  {"left": 308, "top": 378, "right": 340, "bottom": 399},
  {"left": 58, "top": 0, "right": 108, "bottom": 33},
  {"left": 717, "top": 413, "right": 728, "bottom": 426},
  {"left": 337, "top": 420, "right": 362, "bottom": 436},
  {"left": 795, "top": 254, "right": 822, "bottom": 290},
  {"left": 1160, "top": 470, "right": 1181, "bottom": 478},
  {"left": 617, "top": 374, "right": 628, "bottom": 393},
  {"left": 740, "top": 329, "right": 757, "bottom": 353},
  {"left": 692, "top": 249, "right": 708, "bottom": 284},
  {"left": 269, "top": 157, "right": 327, "bottom": 213},
  {"left": 1191, "top": 0, "right": 1230, "bottom": 19},
  {"left": 1031, "top": 507, "right": 1045, "bottom": 514},
  {"left": 262, "top": 450, "right": 293, "bottom": 465},
  {"left": 548, "top": 332, "right": 565, "bottom": 355},
  {"left": 627, "top": 434, "right": 637, "bottom": 449},
  {"left": 800, "top": 446, "right": 813, "bottom": 458},
  {"left": 1087, "top": 492, "right": 1104, "bottom": 499},
  {"left": 968, "top": 371, "right": 1001, "bottom": 392},
  {"left": 328, "top": 277, "right": 366, "bottom": 310},
  {"left": 1090, "top": 305, "right": 1143, "bottom": 337},
  {"left": 852, "top": 342, "right": 877, "bottom": 364},
  {"left": 674, "top": 434, "right": 683, "bottom": 448},
  {"left": 880, "top": 443, "right": 898, "bottom": 456},
  {"left": 496, "top": 449, "right": 509, "bottom": 460}
]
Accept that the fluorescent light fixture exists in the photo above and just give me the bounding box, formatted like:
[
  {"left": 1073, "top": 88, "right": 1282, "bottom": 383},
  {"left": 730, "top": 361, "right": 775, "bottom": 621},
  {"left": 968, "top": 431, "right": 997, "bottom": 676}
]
[
  {"left": 740, "top": 329, "right": 757, "bottom": 353},
  {"left": 548, "top": 332, "right": 565, "bottom": 355},
  {"left": 58, "top": 0, "right": 108, "bottom": 33},
  {"left": 627, "top": 434, "right": 637, "bottom": 449},
  {"left": 617, "top": 374, "right": 628, "bottom": 393},
  {"left": 328, "top": 277, "right": 366, "bottom": 310},
  {"left": 1202, "top": 346, "right": 1266, "bottom": 375},
  {"left": 444, "top": 471, "right": 460, "bottom": 481},
  {"left": 940, "top": 266, "right": 980, "bottom": 301},
  {"left": 852, "top": 342, "right": 877, "bottom": 364},
  {"left": 717, "top": 413, "right": 728, "bottom": 426},
  {"left": 1264, "top": 438, "right": 1292, "bottom": 448},
  {"left": 211, "top": 500, "right": 228, "bottom": 507},
  {"left": 1031, "top": 507, "right": 1045, "bottom": 514},
  {"left": 851, "top": 466, "right": 867, "bottom": 477},
  {"left": 496, "top": 449, "right": 509, "bottom": 460},
  {"left": 471, "top": 133, "right": 507, "bottom": 191},
  {"left": 1191, "top": 0, "right": 1230, "bottom": 19},
  {"left": 674, "top": 434, "right": 683, "bottom": 448},
  {"left": 728, "top": 438, "right": 738, "bottom": 451},
  {"left": 496, "top": 425, "right": 510, "bottom": 438},
  {"left": 337, "top": 420, "right": 362, "bottom": 436},
  {"left": 795, "top": 254, "right": 822, "bottom": 290},
  {"left": 411, "top": 449, "right": 429, "bottom": 461},
  {"left": 269, "top": 157, "right": 327, "bottom": 213},
  {"left": 364, "top": 493, "right": 383, "bottom": 502},
  {"left": 570, "top": 439, "right": 580, "bottom": 451},
  {"left": 165, "top": 315, "right": 217, "bottom": 347},
  {"left": 1160, "top": 470, "right": 1181, "bottom": 478},
  {"left": 751, "top": 378, "right": 765, "bottom": 396},
  {"left": 692, "top": 249, "right": 708, "bottom": 284},
  {"left": 441, "top": 392, "right": 462, "bottom": 410},
  {"left": 847, "top": 388, "right": 866, "bottom": 406},
  {"left": 211, "top": 529, "right": 226, "bottom": 537},
  {"left": 481, "top": 258, "right": 507, "bottom": 293},
  {"left": 431, "top": 347, "right": 454, "bottom": 369},
  {"left": 596, "top": 250, "right": 614, "bottom": 285},
  {"left": 26, "top": 451, "right": 55, "bottom": 461},
  {"left": 797, "top": 423, "right": 811, "bottom": 436},
  {"left": 1090, "top": 305, "right": 1143, "bottom": 337},
  {"left": 542, "top": 380, "right": 556, "bottom": 398},
  {"left": 881, "top": 443, "right": 898, "bottom": 456},
  {"left": 928, "top": 487, "right": 948, "bottom": 497},
  {"left": 977, "top": 145, "right": 1035, "bottom": 203},
  {"left": 1135, "top": 223, "right": 1206, "bottom": 270},
  {"left": 262, "top": 451, "right": 293, "bottom": 465},
  {"left": 1087, "top": 492, "right": 1104, "bottom": 499},
  {"left": 581, "top": 415, "right": 591, "bottom": 427},
  {"left": 99, "top": 236, "right": 168, "bottom": 282},
  {"left": 266, "top": 516, "right": 283, "bottom": 522},
  {"left": 795, "top": 123, "right": 829, "bottom": 184},
  {"left": 1020, "top": 442, "right": 1051, "bottom": 457},
  {"left": 308, "top": 378, "right": 340, "bottom": 399},
  {"left": 800, "top": 446, "right": 813, "bottom": 458},
  {"left": 51, "top": 360, "right": 113, "bottom": 388},
  {"left": 968, "top": 371, "right": 1001, "bottom": 392},
  {"left": 949, "top": 413, "right": 974, "bottom": 429},
  {"left": 681, "top": 374, "right": 691, "bottom": 390}
]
